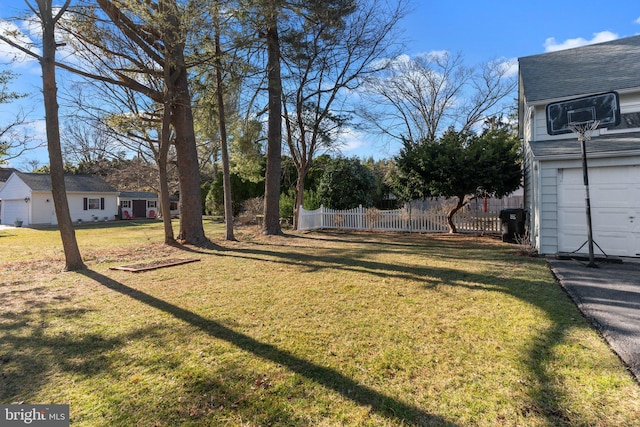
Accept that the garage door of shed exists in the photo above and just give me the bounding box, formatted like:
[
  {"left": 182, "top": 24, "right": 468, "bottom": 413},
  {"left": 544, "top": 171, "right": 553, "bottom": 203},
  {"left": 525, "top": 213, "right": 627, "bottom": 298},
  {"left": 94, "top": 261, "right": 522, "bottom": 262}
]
[
  {"left": 2, "top": 200, "right": 29, "bottom": 226},
  {"left": 558, "top": 165, "right": 640, "bottom": 257}
]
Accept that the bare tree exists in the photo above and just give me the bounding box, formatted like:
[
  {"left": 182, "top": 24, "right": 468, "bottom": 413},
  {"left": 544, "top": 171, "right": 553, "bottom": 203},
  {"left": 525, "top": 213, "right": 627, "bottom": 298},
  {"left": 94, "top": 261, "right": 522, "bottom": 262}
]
[
  {"left": 190, "top": 1, "right": 239, "bottom": 241},
  {"left": 280, "top": 0, "right": 406, "bottom": 228},
  {"left": 0, "top": 0, "right": 86, "bottom": 270},
  {"left": 32, "top": 0, "right": 208, "bottom": 244},
  {"left": 93, "top": 0, "right": 206, "bottom": 244},
  {"left": 64, "top": 80, "right": 178, "bottom": 243},
  {"left": 61, "top": 119, "right": 124, "bottom": 165},
  {"left": 0, "top": 71, "right": 38, "bottom": 164},
  {"left": 359, "top": 51, "right": 516, "bottom": 145},
  {"left": 158, "top": 94, "right": 175, "bottom": 242}
]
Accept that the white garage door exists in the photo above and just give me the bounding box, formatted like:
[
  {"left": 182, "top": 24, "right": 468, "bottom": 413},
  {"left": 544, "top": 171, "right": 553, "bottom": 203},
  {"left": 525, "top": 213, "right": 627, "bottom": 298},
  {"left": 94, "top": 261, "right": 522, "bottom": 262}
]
[
  {"left": 2, "top": 200, "right": 29, "bottom": 226},
  {"left": 558, "top": 165, "right": 640, "bottom": 257}
]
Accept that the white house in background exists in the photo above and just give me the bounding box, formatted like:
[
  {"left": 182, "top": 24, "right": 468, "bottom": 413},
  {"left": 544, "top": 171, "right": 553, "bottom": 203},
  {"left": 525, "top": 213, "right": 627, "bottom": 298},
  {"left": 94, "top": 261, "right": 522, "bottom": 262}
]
[
  {"left": 0, "top": 172, "right": 118, "bottom": 226},
  {"left": 519, "top": 35, "right": 640, "bottom": 257},
  {"left": 0, "top": 168, "right": 17, "bottom": 221},
  {"left": 118, "top": 191, "right": 158, "bottom": 219},
  {"left": 0, "top": 168, "right": 17, "bottom": 191}
]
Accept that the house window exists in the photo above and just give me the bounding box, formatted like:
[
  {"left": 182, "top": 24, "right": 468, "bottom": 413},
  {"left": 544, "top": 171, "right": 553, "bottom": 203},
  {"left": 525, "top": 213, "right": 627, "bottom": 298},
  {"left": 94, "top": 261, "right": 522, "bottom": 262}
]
[
  {"left": 122, "top": 200, "right": 131, "bottom": 208},
  {"left": 148, "top": 200, "right": 157, "bottom": 208},
  {"left": 83, "top": 197, "right": 105, "bottom": 210},
  {"left": 88, "top": 198, "right": 100, "bottom": 210}
]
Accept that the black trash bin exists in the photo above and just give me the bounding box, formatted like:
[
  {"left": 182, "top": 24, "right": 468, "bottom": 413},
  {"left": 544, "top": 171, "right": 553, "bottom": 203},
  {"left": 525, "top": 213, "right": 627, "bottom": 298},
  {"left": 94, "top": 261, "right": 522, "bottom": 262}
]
[{"left": 499, "top": 208, "right": 525, "bottom": 243}]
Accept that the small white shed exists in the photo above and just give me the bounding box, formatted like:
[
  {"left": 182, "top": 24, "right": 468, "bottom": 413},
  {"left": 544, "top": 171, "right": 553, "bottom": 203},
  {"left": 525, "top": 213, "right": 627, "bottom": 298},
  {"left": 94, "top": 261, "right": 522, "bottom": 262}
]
[{"left": 118, "top": 191, "right": 159, "bottom": 219}]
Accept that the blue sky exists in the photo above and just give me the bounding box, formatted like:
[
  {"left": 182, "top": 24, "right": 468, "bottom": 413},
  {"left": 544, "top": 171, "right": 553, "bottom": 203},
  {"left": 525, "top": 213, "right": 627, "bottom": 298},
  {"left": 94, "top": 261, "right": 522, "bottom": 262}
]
[{"left": 1, "top": 0, "right": 640, "bottom": 168}]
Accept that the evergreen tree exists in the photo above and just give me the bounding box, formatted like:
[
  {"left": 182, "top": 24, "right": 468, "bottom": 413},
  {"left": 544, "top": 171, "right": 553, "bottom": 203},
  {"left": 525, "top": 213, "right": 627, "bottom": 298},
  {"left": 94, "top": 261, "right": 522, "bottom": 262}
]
[{"left": 394, "top": 121, "right": 521, "bottom": 232}]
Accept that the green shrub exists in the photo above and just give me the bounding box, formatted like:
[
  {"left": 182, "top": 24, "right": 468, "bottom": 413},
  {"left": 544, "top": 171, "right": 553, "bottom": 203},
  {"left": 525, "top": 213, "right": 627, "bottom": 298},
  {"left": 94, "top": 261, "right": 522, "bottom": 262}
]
[{"left": 280, "top": 190, "right": 295, "bottom": 218}]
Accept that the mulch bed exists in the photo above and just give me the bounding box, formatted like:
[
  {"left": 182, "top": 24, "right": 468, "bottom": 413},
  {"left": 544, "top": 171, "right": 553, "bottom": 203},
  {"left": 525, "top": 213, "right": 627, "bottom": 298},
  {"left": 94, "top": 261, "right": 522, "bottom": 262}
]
[{"left": 109, "top": 258, "right": 201, "bottom": 273}]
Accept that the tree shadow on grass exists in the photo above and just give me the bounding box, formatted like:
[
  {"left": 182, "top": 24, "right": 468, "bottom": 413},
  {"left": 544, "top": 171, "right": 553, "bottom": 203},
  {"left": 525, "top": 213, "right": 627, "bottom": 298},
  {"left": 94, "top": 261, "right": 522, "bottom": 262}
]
[
  {"left": 0, "top": 281, "right": 292, "bottom": 424},
  {"left": 78, "top": 269, "right": 456, "bottom": 426},
  {"left": 236, "top": 231, "right": 500, "bottom": 256},
  {"left": 207, "top": 241, "right": 508, "bottom": 286},
  {"left": 207, "top": 235, "right": 623, "bottom": 426},
  {"left": 0, "top": 294, "right": 118, "bottom": 401}
]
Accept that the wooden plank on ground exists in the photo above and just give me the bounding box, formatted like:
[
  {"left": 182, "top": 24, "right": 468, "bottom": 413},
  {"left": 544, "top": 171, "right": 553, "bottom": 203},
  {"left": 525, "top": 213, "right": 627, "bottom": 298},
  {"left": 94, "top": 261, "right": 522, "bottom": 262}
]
[{"left": 110, "top": 258, "right": 200, "bottom": 273}]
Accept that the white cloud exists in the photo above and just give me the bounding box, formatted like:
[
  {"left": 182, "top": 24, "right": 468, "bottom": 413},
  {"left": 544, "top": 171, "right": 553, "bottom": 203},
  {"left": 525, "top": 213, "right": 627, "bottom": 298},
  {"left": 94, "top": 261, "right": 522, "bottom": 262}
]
[
  {"left": 544, "top": 31, "right": 618, "bottom": 52},
  {"left": 492, "top": 57, "right": 518, "bottom": 78},
  {"left": 336, "top": 128, "right": 369, "bottom": 153},
  {"left": 29, "top": 118, "right": 47, "bottom": 139},
  {"left": 0, "top": 20, "right": 40, "bottom": 64},
  {"left": 423, "top": 50, "right": 449, "bottom": 61},
  {"left": 373, "top": 53, "right": 409, "bottom": 71},
  {"left": 635, "top": 16, "right": 640, "bottom": 24},
  {"left": 410, "top": 50, "right": 450, "bottom": 66},
  {"left": 0, "top": 9, "right": 81, "bottom": 69},
  {"left": 20, "top": 13, "right": 43, "bottom": 41}
]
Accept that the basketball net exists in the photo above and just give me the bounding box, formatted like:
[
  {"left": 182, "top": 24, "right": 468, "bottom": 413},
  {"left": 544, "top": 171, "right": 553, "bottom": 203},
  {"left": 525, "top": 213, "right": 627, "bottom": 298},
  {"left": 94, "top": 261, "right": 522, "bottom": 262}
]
[{"left": 568, "top": 120, "right": 600, "bottom": 142}]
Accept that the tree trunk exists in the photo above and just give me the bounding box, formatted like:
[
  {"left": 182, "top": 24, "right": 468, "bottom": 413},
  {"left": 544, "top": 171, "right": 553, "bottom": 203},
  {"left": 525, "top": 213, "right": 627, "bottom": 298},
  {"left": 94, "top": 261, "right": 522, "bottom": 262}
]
[
  {"left": 292, "top": 160, "right": 309, "bottom": 230},
  {"left": 169, "top": 59, "right": 206, "bottom": 244},
  {"left": 262, "top": 13, "right": 283, "bottom": 235},
  {"left": 39, "top": 0, "right": 85, "bottom": 271},
  {"left": 172, "top": 89, "right": 206, "bottom": 244},
  {"left": 446, "top": 196, "right": 466, "bottom": 234},
  {"left": 215, "top": 14, "right": 235, "bottom": 241},
  {"left": 152, "top": 0, "right": 205, "bottom": 245},
  {"left": 158, "top": 101, "right": 175, "bottom": 244}
]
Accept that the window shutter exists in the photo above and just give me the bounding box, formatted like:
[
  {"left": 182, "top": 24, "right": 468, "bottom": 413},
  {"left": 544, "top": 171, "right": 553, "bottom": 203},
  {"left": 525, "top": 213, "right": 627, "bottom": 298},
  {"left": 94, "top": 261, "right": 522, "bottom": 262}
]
[
  {"left": 83, "top": 197, "right": 88, "bottom": 211},
  {"left": 100, "top": 197, "right": 105, "bottom": 210}
]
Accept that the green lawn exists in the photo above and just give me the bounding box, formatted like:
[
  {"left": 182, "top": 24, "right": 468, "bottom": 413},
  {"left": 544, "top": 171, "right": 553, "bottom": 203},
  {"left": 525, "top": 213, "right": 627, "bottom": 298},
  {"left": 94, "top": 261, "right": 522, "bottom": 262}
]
[{"left": 1, "top": 220, "right": 638, "bottom": 426}]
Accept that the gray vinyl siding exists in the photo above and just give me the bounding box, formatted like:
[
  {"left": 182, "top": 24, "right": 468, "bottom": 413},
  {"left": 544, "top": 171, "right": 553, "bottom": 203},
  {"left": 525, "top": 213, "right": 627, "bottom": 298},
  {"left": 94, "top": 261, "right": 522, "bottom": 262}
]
[
  {"left": 519, "top": 34, "right": 640, "bottom": 256},
  {"left": 522, "top": 142, "right": 534, "bottom": 229},
  {"left": 539, "top": 166, "right": 559, "bottom": 254}
]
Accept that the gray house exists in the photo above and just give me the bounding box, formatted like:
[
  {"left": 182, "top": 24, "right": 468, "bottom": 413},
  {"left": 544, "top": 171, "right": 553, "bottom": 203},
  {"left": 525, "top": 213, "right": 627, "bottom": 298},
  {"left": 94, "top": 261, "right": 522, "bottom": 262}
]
[{"left": 519, "top": 35, "right": 640, "bottom": 257}]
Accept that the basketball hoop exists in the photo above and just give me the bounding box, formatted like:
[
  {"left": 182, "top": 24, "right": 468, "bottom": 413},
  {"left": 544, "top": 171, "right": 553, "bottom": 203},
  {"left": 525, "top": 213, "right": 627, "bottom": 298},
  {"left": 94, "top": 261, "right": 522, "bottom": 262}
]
[
  {"left": 545, "top": 93, "right": 621, "bottom": 268},
  {"left": 568, "top": 120, "right": 600, "bottom": 142},
  {"left": 546, "top": 92, "right": 619, "bottom": 135},
  {"left": 568, "top": 119, "right": 601, "bottom": 267}
]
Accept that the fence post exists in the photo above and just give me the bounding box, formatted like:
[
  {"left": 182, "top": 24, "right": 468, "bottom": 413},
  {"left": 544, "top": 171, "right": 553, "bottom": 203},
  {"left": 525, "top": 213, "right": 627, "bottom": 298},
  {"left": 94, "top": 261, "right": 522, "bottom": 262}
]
[
  {"left": 358, "top": 205, "right": 363, "bottom": 230},
  {"left": 320, "top": 205, "right": 324, "bottom": 229}
]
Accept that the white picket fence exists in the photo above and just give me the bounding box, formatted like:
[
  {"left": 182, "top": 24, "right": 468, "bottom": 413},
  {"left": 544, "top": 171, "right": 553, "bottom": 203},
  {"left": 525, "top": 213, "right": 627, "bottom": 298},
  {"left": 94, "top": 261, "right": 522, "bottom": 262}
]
[{"left": 298, "top": 205, "right": 501, "bottom": 233}]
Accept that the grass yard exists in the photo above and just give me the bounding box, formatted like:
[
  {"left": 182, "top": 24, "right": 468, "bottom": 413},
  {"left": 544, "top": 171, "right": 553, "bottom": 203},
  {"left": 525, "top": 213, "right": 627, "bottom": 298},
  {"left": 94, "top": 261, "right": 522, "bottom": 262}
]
[{"left": 1, "top": 220, "right": 639, "bottom": 426}]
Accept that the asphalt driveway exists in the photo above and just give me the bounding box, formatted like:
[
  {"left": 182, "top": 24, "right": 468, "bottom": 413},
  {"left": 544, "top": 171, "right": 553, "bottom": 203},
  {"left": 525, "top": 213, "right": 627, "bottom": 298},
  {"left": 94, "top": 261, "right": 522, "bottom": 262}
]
[{"left": 548, "top": 258, "right": 640, "bottom": 381}]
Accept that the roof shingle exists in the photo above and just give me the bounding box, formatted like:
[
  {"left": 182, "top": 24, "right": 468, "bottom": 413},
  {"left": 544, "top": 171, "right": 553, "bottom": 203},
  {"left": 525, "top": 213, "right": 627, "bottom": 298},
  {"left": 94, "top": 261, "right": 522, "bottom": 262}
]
[
  {"left": 119, "top": 191, "right": 157, "bottom": 199},
  {"left": 15, "top": 172, "right": 118, "bottom": 193},
  {"left": 519, "top": 35, "right": 640, "bottom": 103}
]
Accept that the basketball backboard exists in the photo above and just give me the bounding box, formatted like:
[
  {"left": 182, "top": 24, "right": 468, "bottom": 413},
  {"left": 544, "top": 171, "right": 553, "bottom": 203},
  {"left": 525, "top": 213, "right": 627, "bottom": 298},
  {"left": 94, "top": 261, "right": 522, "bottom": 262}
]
[{"left": 546, "top": 91, "right": 620, "bottom": 135}]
